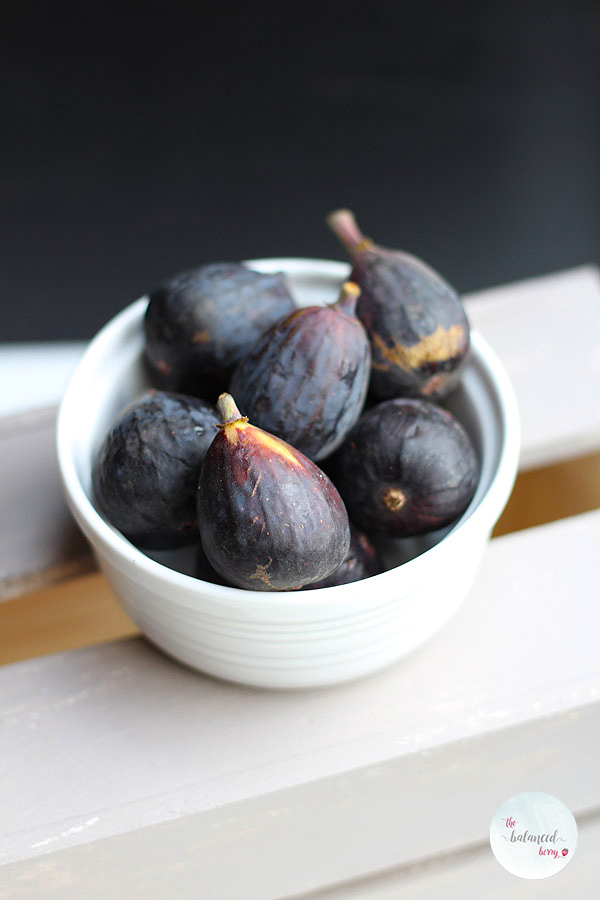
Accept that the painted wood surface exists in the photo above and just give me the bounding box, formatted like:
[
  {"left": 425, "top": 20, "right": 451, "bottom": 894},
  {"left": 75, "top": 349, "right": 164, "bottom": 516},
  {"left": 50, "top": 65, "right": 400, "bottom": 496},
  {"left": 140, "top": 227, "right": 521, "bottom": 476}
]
[
  {"left": 0, "top": 408, "right": 92, "bottom": 599},
  {"left": 304, "top": 812, "right": 600, "bottom": 899},
  {"left": 1, "top": 265, "right": 600, "bottom": 896},
  {"left": 463, "top": 265, "right": 600, "bottom": 470},
  {"left": 1, "top": 508, "right": 598, "bottom": 896},
  {"left": 0, "top": 343, "right": 84, "bottom": 419}
]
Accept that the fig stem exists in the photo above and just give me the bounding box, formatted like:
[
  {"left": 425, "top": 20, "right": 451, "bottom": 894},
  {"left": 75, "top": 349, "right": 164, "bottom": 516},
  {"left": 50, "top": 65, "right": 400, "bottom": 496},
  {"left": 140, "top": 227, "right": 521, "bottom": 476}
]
[
  {"left": 326, "top": 208, "right": 374, "bottom": 253},
  {"left": 217, "top": 393, "right": 247, "bottom": 426},
  {"left": 334, "top": 280, "right": 361, "bottom": 316}
]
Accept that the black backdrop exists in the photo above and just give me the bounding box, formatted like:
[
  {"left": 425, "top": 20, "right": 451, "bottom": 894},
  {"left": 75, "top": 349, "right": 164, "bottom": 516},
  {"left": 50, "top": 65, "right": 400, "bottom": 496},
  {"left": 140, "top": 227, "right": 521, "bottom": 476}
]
[{"left": 3, "top": 1, "right": 599, "bottom": 340}]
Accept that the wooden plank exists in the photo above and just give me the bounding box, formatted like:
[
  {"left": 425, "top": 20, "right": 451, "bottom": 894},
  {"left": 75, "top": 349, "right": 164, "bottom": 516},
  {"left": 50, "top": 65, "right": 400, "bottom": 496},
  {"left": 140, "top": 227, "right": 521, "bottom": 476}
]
[
  {"left": 300, "top": 811, "right": 600, "bottom": 899},
  {"left": 0, "top": 343, "right": 84, "bottom": 419},
  {"left": 1, "top": 508, "right": 598, "bottom": 895},
  {"left": 463, "top": 265, "right": 600, "bottom": 470},
  {"left": 0, "top": 408, "right": 92, "bottom": 599},
  {"left": 1, "top": 714, "right": 597, "bottom": 900},
  {"left": 0, "top": 573, "right": 138, "bottom": 665},
  {"left": 0, "top": 343, "right": 88, "bottom": 595},
  {"left": 493, "top": 447, "right": 600, "bottom": 536}
]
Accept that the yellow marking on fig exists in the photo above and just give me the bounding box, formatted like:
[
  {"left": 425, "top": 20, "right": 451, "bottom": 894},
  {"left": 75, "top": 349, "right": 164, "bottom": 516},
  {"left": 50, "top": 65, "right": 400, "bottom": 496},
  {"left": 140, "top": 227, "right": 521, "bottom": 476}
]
[
  {"left": 383, "top": 487, "right": 407, "bottom": 511},
  {"left": 371, "top": 324, "right": 466, "bottom": 372},
  {"left": 422, "top": 373, "right": 449, "bottom": 396},
  {"left": 219, "top": 420, "right": 248, "bottom": 444},
  {"left": 191, "top": 329, "right": 211, "bottom": 344},
  {"left": 248, "top": 557, "right": 273, "bottom": 587},
  {"left": 253, "top": 430, "right": 303, "bottom": 468},
  {"left": 333, "top": 280, "right": 361, "bottom": 316},
  {"left": 251, "top": 471, "right": 262, "bottom": 496},
  {"left": 216, "top": 394, "right": 303, "bottom": 465},
  {"left": 216, "top": 393, "right": 249, "bottom": 443},
  {"left": 342, "top": 281, "right": 360, "bottom": 297}
]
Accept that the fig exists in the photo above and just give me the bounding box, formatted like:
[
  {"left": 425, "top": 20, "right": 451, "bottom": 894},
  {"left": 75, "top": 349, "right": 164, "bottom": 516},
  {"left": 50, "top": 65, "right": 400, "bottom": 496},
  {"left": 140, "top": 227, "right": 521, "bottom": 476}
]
[
  {"left": 197, "top": 394, "right": 350, "bottom": 591},
  {"left": 302, "top": 524, "right": 383, "bottom": 589},
  {"left": 92, "top": 390, "right": 219, "bottom": 549},
  {"left": 195, "top": 543, "right": 229, "bottom": 586},
  {"left": 326, "top": 209, "right": 470, "bottom": 400},
  {"left": 229, "top": 282, "right": 371, "bottom": 461},
  {"left": 144, "top": 263, "right": 295, "bottom": 395},
  {"left": 330, "top": 398, "right": 478, "bottom": 537}
]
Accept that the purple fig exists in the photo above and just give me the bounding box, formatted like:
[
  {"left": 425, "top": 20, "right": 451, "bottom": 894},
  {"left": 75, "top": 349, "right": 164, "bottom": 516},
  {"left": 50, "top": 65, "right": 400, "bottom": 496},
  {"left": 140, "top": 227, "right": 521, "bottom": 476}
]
[
  {"left": 302, "top": 524, "right": 383, "bottom": 589},
  {"left": 327, "top": 209, "right": 470, "bottom": 400},
  {"left": 230, "top": 281, "right": 371, "bottom": 461},
  {"left": 330, "top": 397, "right": 479, "bottom": 537},
  {"left": 144, "top": 262, "right": 295, "bottom": 396},
  {"left": 92, "top": 390, "right": 219, "bottom": 548},
  {"left": 197, "top": 394, "right": 350, "bottom": 591}
]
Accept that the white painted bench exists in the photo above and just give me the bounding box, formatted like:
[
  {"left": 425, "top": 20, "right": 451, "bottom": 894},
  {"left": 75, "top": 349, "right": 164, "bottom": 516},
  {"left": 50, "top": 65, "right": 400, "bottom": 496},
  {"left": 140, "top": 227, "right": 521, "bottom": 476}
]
[{"left": 1, "top": 267, "right": 600, "bottom": 898}]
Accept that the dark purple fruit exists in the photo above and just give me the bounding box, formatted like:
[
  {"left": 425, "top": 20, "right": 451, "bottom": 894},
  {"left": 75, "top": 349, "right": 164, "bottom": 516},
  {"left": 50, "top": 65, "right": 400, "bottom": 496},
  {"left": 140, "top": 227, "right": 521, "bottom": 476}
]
[
  {"left": 195, "top": 543, "right": 229, "bottom": 586},
  {"left": 327, "top": 209, "right": 470, "bottom": 400},
  {"left": 330, "top": 398, "right": 478, "bottom": 537},
  {"left": 229, "top": 282, "right": 371, "bottom": 461},
  {"left": 144, "top": 263, "right": 295, "bottom": 395},
  {"left": 197, "top": 394, "right": 350, "bottom": 591},
  {"left": 92, "top": 390, "right": 219, "bottom": 549},
  {"left": 302, "top": 524, "right": 383, "bottom": 589}
]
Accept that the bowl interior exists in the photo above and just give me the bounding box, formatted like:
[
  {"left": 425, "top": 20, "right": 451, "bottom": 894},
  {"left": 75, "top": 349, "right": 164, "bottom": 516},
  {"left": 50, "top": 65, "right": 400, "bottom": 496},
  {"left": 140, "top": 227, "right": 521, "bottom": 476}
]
[{"left": 61, "top": 258, "right": 515, "bottom": 587}]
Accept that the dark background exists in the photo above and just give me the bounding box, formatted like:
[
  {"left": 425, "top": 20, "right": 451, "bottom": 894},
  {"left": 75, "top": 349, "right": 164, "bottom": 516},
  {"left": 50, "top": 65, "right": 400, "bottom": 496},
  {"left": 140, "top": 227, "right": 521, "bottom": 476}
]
[{"left": 3, "top": 1, "right": 599, "bottom": 341}]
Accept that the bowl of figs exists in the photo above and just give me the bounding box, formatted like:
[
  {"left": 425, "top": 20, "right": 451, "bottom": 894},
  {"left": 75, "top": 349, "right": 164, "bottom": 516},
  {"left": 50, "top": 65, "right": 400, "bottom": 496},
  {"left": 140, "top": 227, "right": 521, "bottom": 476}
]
[{"left": 57, "top": 210, "right": 520, "bottom": 689}]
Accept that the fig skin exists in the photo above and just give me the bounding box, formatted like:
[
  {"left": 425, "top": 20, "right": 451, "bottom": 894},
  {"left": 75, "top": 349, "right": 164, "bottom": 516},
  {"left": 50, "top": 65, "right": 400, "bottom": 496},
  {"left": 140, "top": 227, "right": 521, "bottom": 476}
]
[
  {"left": 302, "top": 524, "right": 383, "bottom": 589},
  {"left": 197, "top": 394, "right": 351, "bottom": 591},
  {"left": 229, "top": 282, "right": 371, "bottom": 461},
  {"left": 195, "top": 543, "right": 229, "bottom": 586},
  {"left": 330, "top": 398, "right": 479, "bottom": 537},
  {"left": 327, "top": 209, "right": 470, "bottom": 400},
  {"left": 144, "top": 263, "right": 295, "bottom": 395},
  {"left": 92, "top": 390, "right": 219, "bottom": 549}
]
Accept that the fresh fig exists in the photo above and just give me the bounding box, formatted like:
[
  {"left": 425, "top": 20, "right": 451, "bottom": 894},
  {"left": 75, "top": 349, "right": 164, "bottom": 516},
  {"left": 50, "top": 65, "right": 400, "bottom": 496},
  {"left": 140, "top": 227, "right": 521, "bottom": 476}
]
[
  {"left": 144, "top": 263, "right": 295, "bottom": 395},
  {"left": 330, "top": 398, "right": 478, "bottom": 536},
  {"left": 92, "top": 390, "right": 219, "bottom": 548},
  {"left": 197, "top": 394, "right": 350, "bottom": 591},
  {"left": 230, "top": 282, "right": 371, "bottom": 461},
  {"left": 302, "top": 523, "right": 383, "bottom": 589},
  {"left": 195, "top": 543, "right": 229, "bottom": 586},
  {"left": 327, "top": 209, "right": 470, "bottom": 400}
]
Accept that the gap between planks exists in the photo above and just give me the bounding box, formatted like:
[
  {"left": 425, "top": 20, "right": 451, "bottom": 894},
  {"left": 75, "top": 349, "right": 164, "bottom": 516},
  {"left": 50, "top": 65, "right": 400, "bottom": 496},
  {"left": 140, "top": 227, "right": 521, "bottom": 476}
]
[
  {"left": 0, "top": 574, "right": 138, "bottom": 665},
  {"left": 1, "top": 448, "right": 599, "bottom": 667}
]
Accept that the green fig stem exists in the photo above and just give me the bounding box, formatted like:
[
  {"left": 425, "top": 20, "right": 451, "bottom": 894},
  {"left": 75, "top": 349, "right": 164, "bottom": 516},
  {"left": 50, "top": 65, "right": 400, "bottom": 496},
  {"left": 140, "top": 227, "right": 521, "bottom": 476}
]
[
  {"left": 326, "top": 208, "right": 374, "bottom": 254},
  {"left": 333, "top": 280, "right": 361, "bottom": 316},
  {"left": 217, "top": 393, "right": 248, "bottom": 426}
]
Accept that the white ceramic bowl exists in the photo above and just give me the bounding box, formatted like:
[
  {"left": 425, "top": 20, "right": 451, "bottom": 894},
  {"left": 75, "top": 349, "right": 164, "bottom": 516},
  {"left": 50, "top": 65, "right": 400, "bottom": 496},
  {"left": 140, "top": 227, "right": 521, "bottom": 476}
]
[{"left": 57, "top": 258, "right": 520, "bottom": 689}]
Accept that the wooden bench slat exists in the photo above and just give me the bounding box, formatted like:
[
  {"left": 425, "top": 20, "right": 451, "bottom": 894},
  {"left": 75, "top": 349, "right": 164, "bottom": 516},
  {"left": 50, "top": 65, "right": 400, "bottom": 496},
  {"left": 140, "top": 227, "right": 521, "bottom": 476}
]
[
  {"left": 463, "top": 265, "right": 600, "bottom": 470},
  {"left": 304, "top": 812, "right": 600, "bottom": 899},
  {"left": 0, "top": 409, "right": 93, "bottom": 599},
  {"left": 1, "top": 508, "right": 599, "bottom": 895}
]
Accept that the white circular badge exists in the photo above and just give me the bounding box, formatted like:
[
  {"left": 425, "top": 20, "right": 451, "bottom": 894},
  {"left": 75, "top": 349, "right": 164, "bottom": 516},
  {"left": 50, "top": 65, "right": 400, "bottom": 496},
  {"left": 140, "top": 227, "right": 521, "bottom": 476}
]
[{"left": 489, "top": 791, "right": 577, "bottom": 879}]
